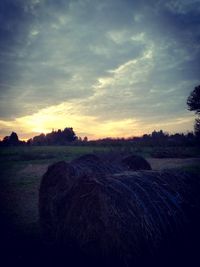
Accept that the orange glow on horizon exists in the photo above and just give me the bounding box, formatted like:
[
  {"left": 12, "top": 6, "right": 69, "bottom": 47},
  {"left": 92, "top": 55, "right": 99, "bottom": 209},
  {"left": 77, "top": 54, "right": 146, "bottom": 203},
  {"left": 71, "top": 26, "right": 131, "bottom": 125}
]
[{"left": 0, "top": 102, "right": 194, "bottom": 142}]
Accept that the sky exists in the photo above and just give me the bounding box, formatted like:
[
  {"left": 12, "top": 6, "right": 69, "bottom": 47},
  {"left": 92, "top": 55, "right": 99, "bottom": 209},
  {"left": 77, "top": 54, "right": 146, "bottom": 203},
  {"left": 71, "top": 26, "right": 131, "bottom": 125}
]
[{"left": 0, "top": 0, "right": 200, "bottom": 140}]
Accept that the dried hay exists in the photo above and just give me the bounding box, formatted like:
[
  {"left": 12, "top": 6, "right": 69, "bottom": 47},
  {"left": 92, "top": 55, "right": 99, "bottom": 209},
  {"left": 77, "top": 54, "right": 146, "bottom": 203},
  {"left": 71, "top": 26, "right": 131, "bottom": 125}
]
[
  {"left": 121, "top": 155, "right": 152, "bottom": 170},
  {"left": 71, "top": 154, "right": 111, "bottom": 174},
  {"left": 71, "top": 153, "right": 151, "bottom": 174},
  {"left": 39, "top": 163, "right": 200, "bottom": 266}
]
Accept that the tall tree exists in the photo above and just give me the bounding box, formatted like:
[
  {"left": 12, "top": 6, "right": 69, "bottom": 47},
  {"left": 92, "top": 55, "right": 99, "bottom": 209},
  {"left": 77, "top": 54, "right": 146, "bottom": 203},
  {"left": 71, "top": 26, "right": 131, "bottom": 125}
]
[
  {"left": 194, "top": 118, "right": 200, "bottom": 138},
  {"left": 2, "top": 132, "right": 19, "bottom": 146},
  {"left": 187, "top": 85, "right": 200, "bottom": 114},
  {"left": 187, "top": 85, "right": 200, "bottom": 139}
]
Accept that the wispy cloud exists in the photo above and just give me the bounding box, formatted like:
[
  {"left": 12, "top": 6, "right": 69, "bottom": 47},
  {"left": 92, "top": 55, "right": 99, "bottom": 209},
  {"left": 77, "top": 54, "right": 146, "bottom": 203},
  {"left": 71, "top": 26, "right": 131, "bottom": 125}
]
[{"left": 0, "top": 0, "right": 199, "bottom": 138}]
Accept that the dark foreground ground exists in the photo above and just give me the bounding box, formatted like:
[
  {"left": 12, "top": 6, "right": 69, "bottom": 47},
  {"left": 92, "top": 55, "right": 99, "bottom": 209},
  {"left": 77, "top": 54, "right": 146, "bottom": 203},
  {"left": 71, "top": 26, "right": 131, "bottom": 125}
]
[{"left": 0, "top": 146, "right": 200, "bottom": 266}]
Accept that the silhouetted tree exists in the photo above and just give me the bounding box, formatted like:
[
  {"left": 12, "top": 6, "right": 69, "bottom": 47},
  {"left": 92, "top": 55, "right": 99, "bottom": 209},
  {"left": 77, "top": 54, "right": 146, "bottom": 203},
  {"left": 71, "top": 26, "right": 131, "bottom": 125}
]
[
  {"left": 1, "top": 132, "right": 20, "bottom": 146},
  {"left": 187, "top": 85, "right": 200, "bottom": 139},
  {"left": 63, "top": 127, "right": 77, "bottom": 142},
  {"left": 83, "top": 136, "right": 88, "bottom": 142},
  {"left": 2, "top": 136, "right": 9, "bottom": 145},
  {"left": 32, "top": 133, "right": 46, "bottom": 145},
  {"left": 150, "top": 130, "right": 168, "bottom": 145},
  {"left": 194, "top": 118, "right": 200, "bottom": 138},
  {"left": 9, "top": 132, "right": 19, "bottom": 145},
  {"left": 187, "top": 85, "right": 200, "bottom": 114},
  {"left": 29, "top": 127, "right": 77, "bottom": 145}
]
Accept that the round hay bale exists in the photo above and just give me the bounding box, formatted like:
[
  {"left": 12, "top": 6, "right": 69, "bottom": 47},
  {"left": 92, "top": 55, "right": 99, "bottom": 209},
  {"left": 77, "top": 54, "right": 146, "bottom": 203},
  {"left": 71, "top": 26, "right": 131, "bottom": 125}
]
[
  {"left": 71, "top": 154, "right": 124, "bottom": 175},
  {"left": 39, "top": 167, "right": 200, "bottom": 267},
  {"left": 71, "top": 153, "right": 113, "bottom": 175},
  {"left": 39, "top": 161, "right": 76, "bottom": 243},
  {"left": 72, "top": 153, "right": 100, "bottom": 164},
  {"left": 71, "top": 153, "right": 152, "bottom": 174},
  {"left": 121, "top": 155, "right": 151, "bottom": 171}
]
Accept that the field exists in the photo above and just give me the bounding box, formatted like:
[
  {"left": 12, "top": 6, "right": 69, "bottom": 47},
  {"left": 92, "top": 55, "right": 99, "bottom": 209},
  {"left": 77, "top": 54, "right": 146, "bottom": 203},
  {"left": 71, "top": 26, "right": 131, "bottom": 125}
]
[{"left": 0, "top": 145, "right": 200, "bottom": 265}]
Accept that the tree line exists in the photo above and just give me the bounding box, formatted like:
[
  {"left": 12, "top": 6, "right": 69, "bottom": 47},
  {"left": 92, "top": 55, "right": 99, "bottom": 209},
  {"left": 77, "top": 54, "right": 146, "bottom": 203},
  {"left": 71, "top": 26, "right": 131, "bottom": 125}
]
[
  {"left": 0, "top": 84, "right": 199, "bottom": 147},
  {"left": 0, "top": 128, "right": 198, "bottom": 147},
  {"left": 27, "top": 127, "right": 77, "bottom": 145},
  {"left": 0, "top": 127, "right": 77, "bottom": 146}
]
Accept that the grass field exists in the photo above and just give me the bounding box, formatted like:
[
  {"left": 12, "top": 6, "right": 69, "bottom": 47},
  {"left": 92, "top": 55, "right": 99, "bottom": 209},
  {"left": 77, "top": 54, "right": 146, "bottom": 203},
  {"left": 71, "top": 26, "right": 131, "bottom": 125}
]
[{"left": 0, "top": 145, "right": 200, "bottom": 265}]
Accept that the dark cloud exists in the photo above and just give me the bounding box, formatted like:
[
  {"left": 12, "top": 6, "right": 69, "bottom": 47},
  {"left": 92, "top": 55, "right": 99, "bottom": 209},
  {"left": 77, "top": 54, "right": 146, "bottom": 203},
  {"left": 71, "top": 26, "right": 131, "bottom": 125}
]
[
  {"left": 0, "top": 0, "right": 199, "bottom": 135},
  {"left": 0, "top": 0, "right": 37, "bottom": 117}
]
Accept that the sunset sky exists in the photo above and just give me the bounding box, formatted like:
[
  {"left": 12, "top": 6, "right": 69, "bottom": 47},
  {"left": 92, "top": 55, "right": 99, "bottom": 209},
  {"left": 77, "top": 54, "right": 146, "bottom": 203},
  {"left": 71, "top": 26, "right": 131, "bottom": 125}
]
[{"left": 0, "top": 0, "right": 200, "bottom": 140}]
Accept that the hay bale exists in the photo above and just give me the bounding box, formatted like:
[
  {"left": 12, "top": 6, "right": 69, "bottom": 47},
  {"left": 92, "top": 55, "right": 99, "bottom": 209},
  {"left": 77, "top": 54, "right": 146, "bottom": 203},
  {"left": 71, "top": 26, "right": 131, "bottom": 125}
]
[
  {"left": 39, "top": 166, "right": 200, "bottom": 266},
  {"left": 121, "top": 155, "right": 151, "bottom": 170},
  {"left": 72, "top": 153, "right": 152, "bottom": 173},
  {"left": 72, "top": 153, "right": 100, "bottom": 163},
  {"left": 95, "top": 151, "right": 152, "bottom": 171},
  {"left": 70, "top": 154, "right": 115, "bottom": 176},
  {"left": 39, "top": 161, "right": 76, "bottom": 243}
]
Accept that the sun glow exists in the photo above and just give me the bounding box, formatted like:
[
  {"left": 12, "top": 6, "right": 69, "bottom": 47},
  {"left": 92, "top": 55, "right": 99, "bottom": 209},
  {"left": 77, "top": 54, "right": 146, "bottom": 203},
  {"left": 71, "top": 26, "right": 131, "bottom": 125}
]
[
  {"left": 26, "top": 114, "right": 52, "bottom": 134},
  {"left": 0, "top": 100, "right": 194, "bottom": 141}
]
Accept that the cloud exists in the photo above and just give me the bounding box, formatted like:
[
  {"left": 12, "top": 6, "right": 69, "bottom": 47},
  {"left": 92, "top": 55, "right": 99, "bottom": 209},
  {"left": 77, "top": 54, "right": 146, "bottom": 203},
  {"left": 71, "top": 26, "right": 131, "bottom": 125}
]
[
  {"left": 0, "top": 0, "right": 199, "bottom": 137},
  {"left": 82, "top": 37, "right": 198, "bottom": 124},
  {"left": 0, "top": 101, "right": 194, "bottom": 140}
]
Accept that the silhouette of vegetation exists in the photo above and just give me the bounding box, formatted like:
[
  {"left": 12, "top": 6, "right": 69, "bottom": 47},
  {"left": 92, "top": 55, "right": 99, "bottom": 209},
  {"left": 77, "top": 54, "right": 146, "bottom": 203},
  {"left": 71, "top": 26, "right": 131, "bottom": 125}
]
[
  {"left": 27, "top": 127, "right": 77, "bottom": 145},
  {"left": 194, "top": 118, "right": 200, "bottom": 138},
  {"left": 87, "top": 131, "right": 197, "bottom": 148},
  {"left": 0, "top": 129, "right": 198, "bottom": 148},
  {"left": 187, "top": 85, "right": 200, "bottom": 114},
  {"left": 0, "top": 132, "right": 25, "bottom": 146},
  {"left": 187, "top": 85, "right": 200, "bottom": 141}
]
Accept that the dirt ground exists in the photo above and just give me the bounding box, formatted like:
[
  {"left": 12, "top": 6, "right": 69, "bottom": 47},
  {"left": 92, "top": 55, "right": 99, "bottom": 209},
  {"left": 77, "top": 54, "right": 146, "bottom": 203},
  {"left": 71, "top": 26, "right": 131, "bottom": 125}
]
[
  {"left": 18, "top": 163, "right": 49, "bottom": 178},
  {"left": 18, "top": 157, "right": 200, "bottom": 176},
  {"left": 148, "top": 157, "right": 200, "bottom": 170}
]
